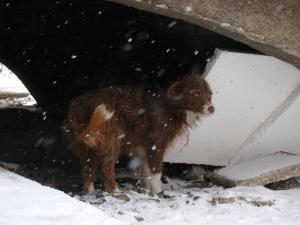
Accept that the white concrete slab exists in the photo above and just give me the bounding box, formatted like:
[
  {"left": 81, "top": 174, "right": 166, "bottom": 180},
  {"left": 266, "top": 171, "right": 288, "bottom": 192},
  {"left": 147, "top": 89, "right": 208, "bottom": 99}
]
[
  {"left": 165, "top": 50, "right": 300, "bottom": 165},
  {"left": 213, "top": 152, "right": 300, "bottom": 187},
  {"left": 216, "top": 152, "right": 300, "bottom": 181},
  {"left": 236, "top": 89, "right": 300, "bottom": 163}
]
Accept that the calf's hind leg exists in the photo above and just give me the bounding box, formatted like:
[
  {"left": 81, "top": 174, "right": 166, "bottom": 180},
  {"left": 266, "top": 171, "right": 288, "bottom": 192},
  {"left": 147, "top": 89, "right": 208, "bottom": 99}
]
[
  {"left": 99, "top": 155, "right": 118, "bottom": 194},
  {"left": 81, "top": 150, "right": 98, "bottom": 193}
]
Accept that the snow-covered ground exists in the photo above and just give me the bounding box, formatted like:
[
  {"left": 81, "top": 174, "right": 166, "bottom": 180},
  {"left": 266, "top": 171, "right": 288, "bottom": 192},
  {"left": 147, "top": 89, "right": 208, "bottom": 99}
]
[
  {"left": 0, "top": 63, "right": 36, "bottom": 108},
  {"left": 89, "top": 179, "right": 300, "bottom": 225},
  {"left": 1, "top": 167, "right": 300, "bottom": 225},
  {"left": 0, "top": 167, "right": 124, "bottom": 225}
]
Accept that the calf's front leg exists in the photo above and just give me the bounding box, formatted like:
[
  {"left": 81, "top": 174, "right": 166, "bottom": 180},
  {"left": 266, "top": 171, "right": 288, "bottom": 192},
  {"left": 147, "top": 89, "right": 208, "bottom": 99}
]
[{"left": 143, "top": 147, "right": 165, "bottom": 194}]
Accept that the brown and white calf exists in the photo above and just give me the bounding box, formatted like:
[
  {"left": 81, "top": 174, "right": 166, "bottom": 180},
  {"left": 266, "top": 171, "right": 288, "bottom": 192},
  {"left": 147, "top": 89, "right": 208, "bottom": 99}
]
[{"left": 62, "top": 74, "right": 214, "bottom": 194}]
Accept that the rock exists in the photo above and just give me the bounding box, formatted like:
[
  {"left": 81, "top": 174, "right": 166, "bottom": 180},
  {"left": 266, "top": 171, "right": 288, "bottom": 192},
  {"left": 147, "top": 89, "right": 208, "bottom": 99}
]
[
  {"left": 114, "top": 193, "right": 131, "bottom": 202},
  {"left": 209, "top": 196, "right": 274, "bottom": 207},
  {"left": 135, "top": 216, "right": 144, "bottom": 222},
  {"left": 182, "top": 165, "right": 206, "bottom": 181}
]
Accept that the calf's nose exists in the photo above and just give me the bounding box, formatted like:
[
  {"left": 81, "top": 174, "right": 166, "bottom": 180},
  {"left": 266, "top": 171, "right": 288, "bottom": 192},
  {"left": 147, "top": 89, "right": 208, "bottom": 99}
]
[{"left": 208, "top": 105, "right": 215, "bottom": 113}]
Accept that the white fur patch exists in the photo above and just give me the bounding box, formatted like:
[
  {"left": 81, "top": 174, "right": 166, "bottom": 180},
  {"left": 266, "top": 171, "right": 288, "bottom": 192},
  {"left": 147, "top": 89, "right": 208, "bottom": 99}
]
[
  {"left": 149, "top": 173, "right": 162, "bottom": 194},
  {"left": 143, "top": 163, "right": 162, "bottom": 193},
  {"left": 114, "top": 186, "right": 120, "bottom": 193},
  {"left": 87, "top": 183, "right": 95, "bottom": 193},
  {"left": 185, "top": 103, "right": 213, "bottom": 126},
  {"left": 95, "top": 104, "right": 114, "bottom": 120},
  {"left": 185, "top": 110, "right": 201, "bottom": 127}
]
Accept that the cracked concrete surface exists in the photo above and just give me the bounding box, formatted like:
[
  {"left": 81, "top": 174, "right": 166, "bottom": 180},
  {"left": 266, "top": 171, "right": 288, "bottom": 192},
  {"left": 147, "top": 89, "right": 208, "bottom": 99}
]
[{"left": 107, "top": 0, "right": 300, "bottom": 69}]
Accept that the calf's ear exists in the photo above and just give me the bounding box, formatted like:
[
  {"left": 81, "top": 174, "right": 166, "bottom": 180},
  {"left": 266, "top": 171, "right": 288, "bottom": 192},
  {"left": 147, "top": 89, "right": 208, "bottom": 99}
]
[{"left": 167, "top": 81, "right": 181, "bottom": 99}]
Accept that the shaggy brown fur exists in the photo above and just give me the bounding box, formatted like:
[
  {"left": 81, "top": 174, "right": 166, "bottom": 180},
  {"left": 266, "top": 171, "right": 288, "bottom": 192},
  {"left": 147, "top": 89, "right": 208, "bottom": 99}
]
[{"left": 62, "top": 74, "right": 214, "bottom": 194}]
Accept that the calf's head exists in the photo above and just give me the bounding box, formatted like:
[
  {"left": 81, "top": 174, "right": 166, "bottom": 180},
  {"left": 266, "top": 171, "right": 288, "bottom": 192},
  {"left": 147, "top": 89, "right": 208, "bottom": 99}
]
[{"left": 167, "top": 74, "right": 214, "bottom": 124}]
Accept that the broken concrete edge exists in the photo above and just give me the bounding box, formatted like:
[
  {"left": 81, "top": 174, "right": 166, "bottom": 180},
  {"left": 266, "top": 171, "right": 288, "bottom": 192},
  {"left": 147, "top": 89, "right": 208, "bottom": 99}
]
[
  {"left": 0, "top": 104, "right": 38, "bottom": 112},
  {"left": 211, "top": 163, "right": 300, "bottom": 188},
  {"left": 106, "top": 0, "right": 300, "bottom": 70},
  {"left": 0, "top": 92, "right": 29, "bottom": 99}
]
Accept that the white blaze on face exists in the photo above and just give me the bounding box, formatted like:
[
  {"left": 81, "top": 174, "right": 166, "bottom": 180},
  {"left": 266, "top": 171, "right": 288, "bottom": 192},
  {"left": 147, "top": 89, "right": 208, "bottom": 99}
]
[{"left": 95, "top": 104, "right": 114, "bottom": 120}]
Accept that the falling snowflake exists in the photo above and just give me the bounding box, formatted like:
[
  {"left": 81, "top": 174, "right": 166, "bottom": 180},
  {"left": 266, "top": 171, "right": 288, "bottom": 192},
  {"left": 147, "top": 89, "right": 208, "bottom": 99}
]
[
  {"left": 137, "top": 108, "right": 145, "bottom": 114},
  {"left": 168, "top": 21, "right": 177, "bottom": 28}
]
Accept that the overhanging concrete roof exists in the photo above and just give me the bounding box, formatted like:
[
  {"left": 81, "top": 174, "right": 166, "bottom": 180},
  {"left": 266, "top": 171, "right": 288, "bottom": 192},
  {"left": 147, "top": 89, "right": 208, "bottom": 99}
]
[{"left": 107, "top": 0, "right": 300, "bottom": 69}]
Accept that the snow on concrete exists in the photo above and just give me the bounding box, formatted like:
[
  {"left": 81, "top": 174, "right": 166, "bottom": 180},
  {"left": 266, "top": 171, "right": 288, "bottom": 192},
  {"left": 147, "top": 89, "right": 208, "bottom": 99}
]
[{"left": 0, "top": 167, "right": 125, "bottom": 225}]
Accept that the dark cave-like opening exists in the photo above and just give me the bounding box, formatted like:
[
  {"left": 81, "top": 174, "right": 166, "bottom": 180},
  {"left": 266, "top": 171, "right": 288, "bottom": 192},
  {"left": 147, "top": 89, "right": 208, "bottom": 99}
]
[
  {"left": 0, "top": 0, "right": 260, "bottom": 189},
  {"left": 0, "top": 0, "right": 260, "bottom": 121}
]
